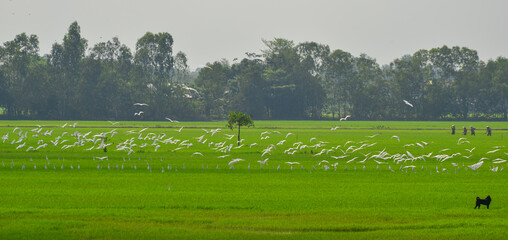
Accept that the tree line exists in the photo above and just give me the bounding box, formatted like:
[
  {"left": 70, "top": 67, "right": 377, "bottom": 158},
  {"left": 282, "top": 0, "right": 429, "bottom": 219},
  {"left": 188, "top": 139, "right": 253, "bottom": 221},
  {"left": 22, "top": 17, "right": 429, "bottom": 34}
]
[{"left": 1, "top": 22, "right": 507, "bottom": 121}]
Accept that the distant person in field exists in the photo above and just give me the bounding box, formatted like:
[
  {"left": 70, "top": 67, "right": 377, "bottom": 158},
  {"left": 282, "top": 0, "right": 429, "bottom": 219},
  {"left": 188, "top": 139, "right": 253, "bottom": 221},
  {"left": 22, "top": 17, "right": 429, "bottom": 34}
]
[
  {"left": 463, "top": 126, "right": 467, "bottom": 135},
  {"left": 486, "top": 126, "right": 492, "bottom": 136},
  {"left": 470, "top": 126, "right": 476, "bottom": 136},
  {"left": 451, "top": 125, "right": 455, "bottom": 135}
]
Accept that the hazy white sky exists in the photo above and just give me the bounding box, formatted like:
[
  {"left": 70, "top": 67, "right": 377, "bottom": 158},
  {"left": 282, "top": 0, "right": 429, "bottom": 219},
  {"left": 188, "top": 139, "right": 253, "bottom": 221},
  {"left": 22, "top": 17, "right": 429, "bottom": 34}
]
[{"left": 1, "top": 0, "right": 507, "bottom": 70}]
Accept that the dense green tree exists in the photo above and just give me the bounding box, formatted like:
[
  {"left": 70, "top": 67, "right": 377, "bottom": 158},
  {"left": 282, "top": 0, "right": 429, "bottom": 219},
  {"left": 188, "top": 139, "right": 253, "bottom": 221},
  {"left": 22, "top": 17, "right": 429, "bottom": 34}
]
[
  {"left": 1, "top": 24, "right": 507, "bottom": 121},
  {"left": 350, "top": 54, "right": 386, "bottom": 119},
  {"left": 48, "top": 21, "right": 88, "bottom": 119},
  {"left": 482, "top": 57, "right": 508, "bottom": 120},
  {"left": 0, "top": 33, "right": 40, "bottom": 117},
  {"left": 323, "top": 49, "right": 355, "bottom": 119},
  {"left": 262, "top": 38, "right": 324, "bottom": 119},
  {"left": 195, "top": 60, "right": 232, "bottom": 119},
  {"left": 135, "top": 32, "right": 174, "bottom": 83},
  {"left": 231, "top": 58, "right": 267, "bottom": 119}
]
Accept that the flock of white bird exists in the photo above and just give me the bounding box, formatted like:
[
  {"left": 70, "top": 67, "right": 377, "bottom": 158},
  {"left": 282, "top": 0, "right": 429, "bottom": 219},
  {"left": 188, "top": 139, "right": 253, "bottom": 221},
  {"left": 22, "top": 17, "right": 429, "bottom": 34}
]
[{"left": 1, "top": 120, "right": 507, "bottom": 174}]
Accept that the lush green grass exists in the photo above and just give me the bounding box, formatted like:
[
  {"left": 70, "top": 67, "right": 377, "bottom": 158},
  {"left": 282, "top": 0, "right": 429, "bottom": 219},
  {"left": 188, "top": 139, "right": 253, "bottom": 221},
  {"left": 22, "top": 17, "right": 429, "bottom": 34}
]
[{"left": 0, "top": 121, "right": 507, "bottom": 239}]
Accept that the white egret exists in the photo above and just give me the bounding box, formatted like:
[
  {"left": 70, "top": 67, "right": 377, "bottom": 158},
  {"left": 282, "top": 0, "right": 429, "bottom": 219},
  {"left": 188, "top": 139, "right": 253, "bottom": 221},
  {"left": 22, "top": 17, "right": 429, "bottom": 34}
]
[
  {"left": 133, "top": 103, "right": 149, "bottom": 106},
  {"left": 465, "top": 147, "right": 475, "bottom": 153},
  {"left": 16, "top": 142, "right": 25, "bottom": 150},
  {"left": 257, "top": 158, "right": 269, "bottom": 165},
  {"left": 108, "top": 121, "right": 119, "bottom": 125},
  {"left": 339, "top": 115, "right": 350, "bottom": 121},
  {"left": 228, "top": 158, "right": 244, "bottom": 165},
  {"left": 403, "top": 100, "right": 413, "bottom": 107},
  {"left": 468, "top": 161, "right": 483, "bottom": 171},
  {"left": 486, "top": 149, "right": 499, "bottom": 154}
]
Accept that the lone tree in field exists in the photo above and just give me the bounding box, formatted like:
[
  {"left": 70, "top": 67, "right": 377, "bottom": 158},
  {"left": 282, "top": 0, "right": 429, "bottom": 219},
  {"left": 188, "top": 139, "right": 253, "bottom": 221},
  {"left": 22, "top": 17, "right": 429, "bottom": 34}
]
[{"left": 227, "top": 111, "right": 254, "bottom": 146}]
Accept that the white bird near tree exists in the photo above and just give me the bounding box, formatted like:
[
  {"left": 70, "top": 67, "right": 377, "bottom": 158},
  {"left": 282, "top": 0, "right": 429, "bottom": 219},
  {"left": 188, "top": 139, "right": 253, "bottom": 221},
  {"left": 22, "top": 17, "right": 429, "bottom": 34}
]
[
  {"left": 134, "top": 111, "right": 143, "bottom": 116},
  {"left": 340, "top": 115, "right": 351, "bottom": 121},
  {"left": 134, "top": 103, "right": 149, "bottom": 106},
  {"left": 403, "top": 99, "right": 414, "bottom": 107}
]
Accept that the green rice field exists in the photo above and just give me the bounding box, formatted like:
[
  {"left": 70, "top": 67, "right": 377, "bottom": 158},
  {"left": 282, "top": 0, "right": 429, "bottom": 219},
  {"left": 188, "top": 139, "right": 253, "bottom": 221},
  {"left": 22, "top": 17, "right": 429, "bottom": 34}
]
[{"left": 0, "top": 120, "right": 506, "bottom": 239}]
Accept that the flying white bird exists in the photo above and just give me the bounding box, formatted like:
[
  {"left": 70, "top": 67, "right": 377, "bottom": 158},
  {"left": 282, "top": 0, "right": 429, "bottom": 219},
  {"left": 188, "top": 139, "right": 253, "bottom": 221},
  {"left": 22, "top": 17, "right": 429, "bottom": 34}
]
[
  {"left": 134, "top": 111, "right": 144, "bottom": 116},
  {"left": 223, "top": 134, "right": 234, "bottom": 140},
  {"left": 133, "top": 103, "right": 149, "bottom": 106},
  {"left": 108, "top": 121, "right": 119, "bottom": 125},
  {"left": 468, "top": 161, "right": 483, "bottom": 171},
  {"left": 285, "top": 162, "right": 300, "bottom": 166},
  {"left": 403, "top": 100, "right": 413, "bottom": 107},
  {"left": 465, "top": 147, "right": 475, "bottom": 153},
  {"left": 340, "top": 115, "right": 351, "bottom": 121},
  {"left": 228, "top": 158, "right": 244, "bottom": 165},
  {"left": 16, "top": 142, "right": 26, "bottom": 150},
  {"left": 486, "top": 149, "right": 499, "bottom": 154},
  {"left": 493, "top": 159, "right": 506, "bottom": 164},
  {"left": 257, "top": 158, "right": 269, "bottom": 165},
  {"left": 391, "top": 136, "right": 400, "bottom": 141},
  {"left": 191, "top": 152, "right": 203, "bottom": 157}
]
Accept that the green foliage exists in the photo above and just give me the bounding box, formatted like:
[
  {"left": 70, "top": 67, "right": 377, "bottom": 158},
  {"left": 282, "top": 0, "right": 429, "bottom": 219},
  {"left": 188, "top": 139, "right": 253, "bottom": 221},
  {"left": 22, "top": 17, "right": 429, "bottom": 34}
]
[
  {"left": 226, "top": 111, "right": 254, "bottom": 130},
  {"left": 227, "top": 111, "right": 253, "bottom": 145},
  {"left": 1, "top": 23, "right": 508, "bottom": 121}
]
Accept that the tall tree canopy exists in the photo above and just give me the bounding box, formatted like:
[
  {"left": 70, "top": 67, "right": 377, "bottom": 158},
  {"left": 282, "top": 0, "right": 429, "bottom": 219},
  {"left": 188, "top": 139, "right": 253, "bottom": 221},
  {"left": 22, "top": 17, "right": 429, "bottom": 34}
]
[{"left": 1, "top": 22, "right": 507, "bottom": 121}]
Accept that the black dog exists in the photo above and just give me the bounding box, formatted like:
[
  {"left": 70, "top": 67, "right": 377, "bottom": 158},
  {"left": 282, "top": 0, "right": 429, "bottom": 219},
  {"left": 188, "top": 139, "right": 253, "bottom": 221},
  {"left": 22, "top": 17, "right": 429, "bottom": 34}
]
[{"left": 475, "top": 195, "right": 491, "bottom": 209}]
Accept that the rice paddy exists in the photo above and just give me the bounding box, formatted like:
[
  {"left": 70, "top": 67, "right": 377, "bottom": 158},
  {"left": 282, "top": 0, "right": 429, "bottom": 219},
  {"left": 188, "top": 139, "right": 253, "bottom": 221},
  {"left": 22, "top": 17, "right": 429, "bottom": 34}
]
[{"left": 0, "top": 120, "right": 506, "bottom": 239}]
